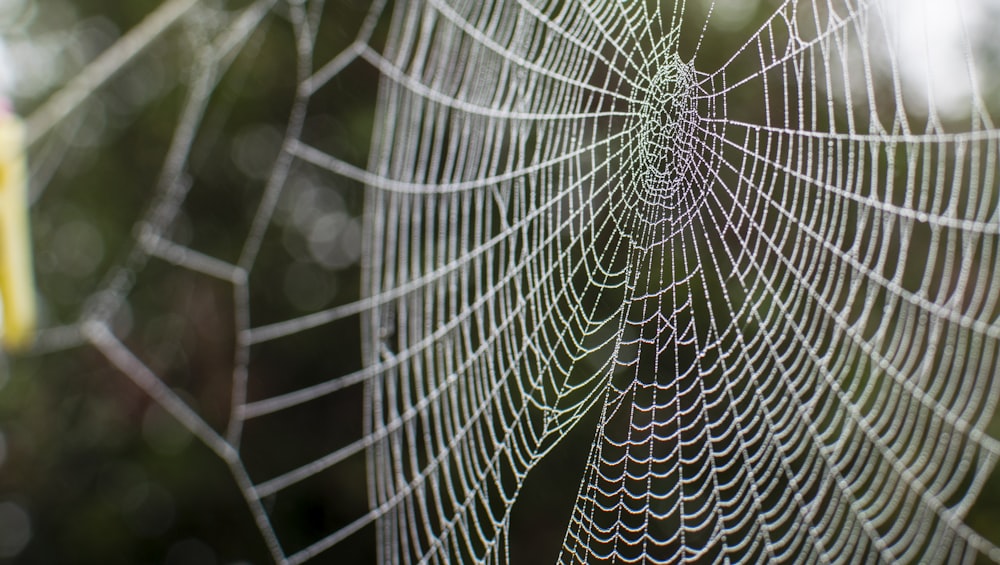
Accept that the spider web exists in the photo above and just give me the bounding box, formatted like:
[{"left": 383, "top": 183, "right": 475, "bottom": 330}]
[{"left": 18, "top": 0, "right": 1000, "bottom": 563}]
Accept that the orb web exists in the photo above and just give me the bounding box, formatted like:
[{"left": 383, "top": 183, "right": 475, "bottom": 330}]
[{"left": 16, "top": 0, "right": 1000, "bottom": 563}]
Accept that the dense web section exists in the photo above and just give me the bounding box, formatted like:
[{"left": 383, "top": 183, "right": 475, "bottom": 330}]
[{"left": 21, "top": 0, "right": 1000, "bottom": 562}]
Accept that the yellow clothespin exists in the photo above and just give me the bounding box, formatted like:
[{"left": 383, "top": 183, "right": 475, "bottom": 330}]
[{"left": 0, "top": 101, "right": 36, "bottom": 351}]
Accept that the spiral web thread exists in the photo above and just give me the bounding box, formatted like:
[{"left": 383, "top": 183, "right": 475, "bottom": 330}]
[{"left": 23, "top": 0, "right": 1000, "bottom": 563}]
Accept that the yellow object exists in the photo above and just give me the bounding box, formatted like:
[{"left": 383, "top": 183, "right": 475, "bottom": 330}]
[{"left": 0, "top": 107, "right": 36, "bottom": 351}]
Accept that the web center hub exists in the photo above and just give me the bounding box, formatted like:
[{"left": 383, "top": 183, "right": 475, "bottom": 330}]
[{"left": 639, "top": 56, "right": 698, "bottom": 198}]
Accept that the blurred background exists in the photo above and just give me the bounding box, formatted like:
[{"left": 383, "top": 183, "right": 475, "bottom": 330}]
[
  {"left": 0, "top": 0, "right": 999, "bottom": 564},
  {"left": 1, "top": 0, "right": 373, "bottom": 562}
]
